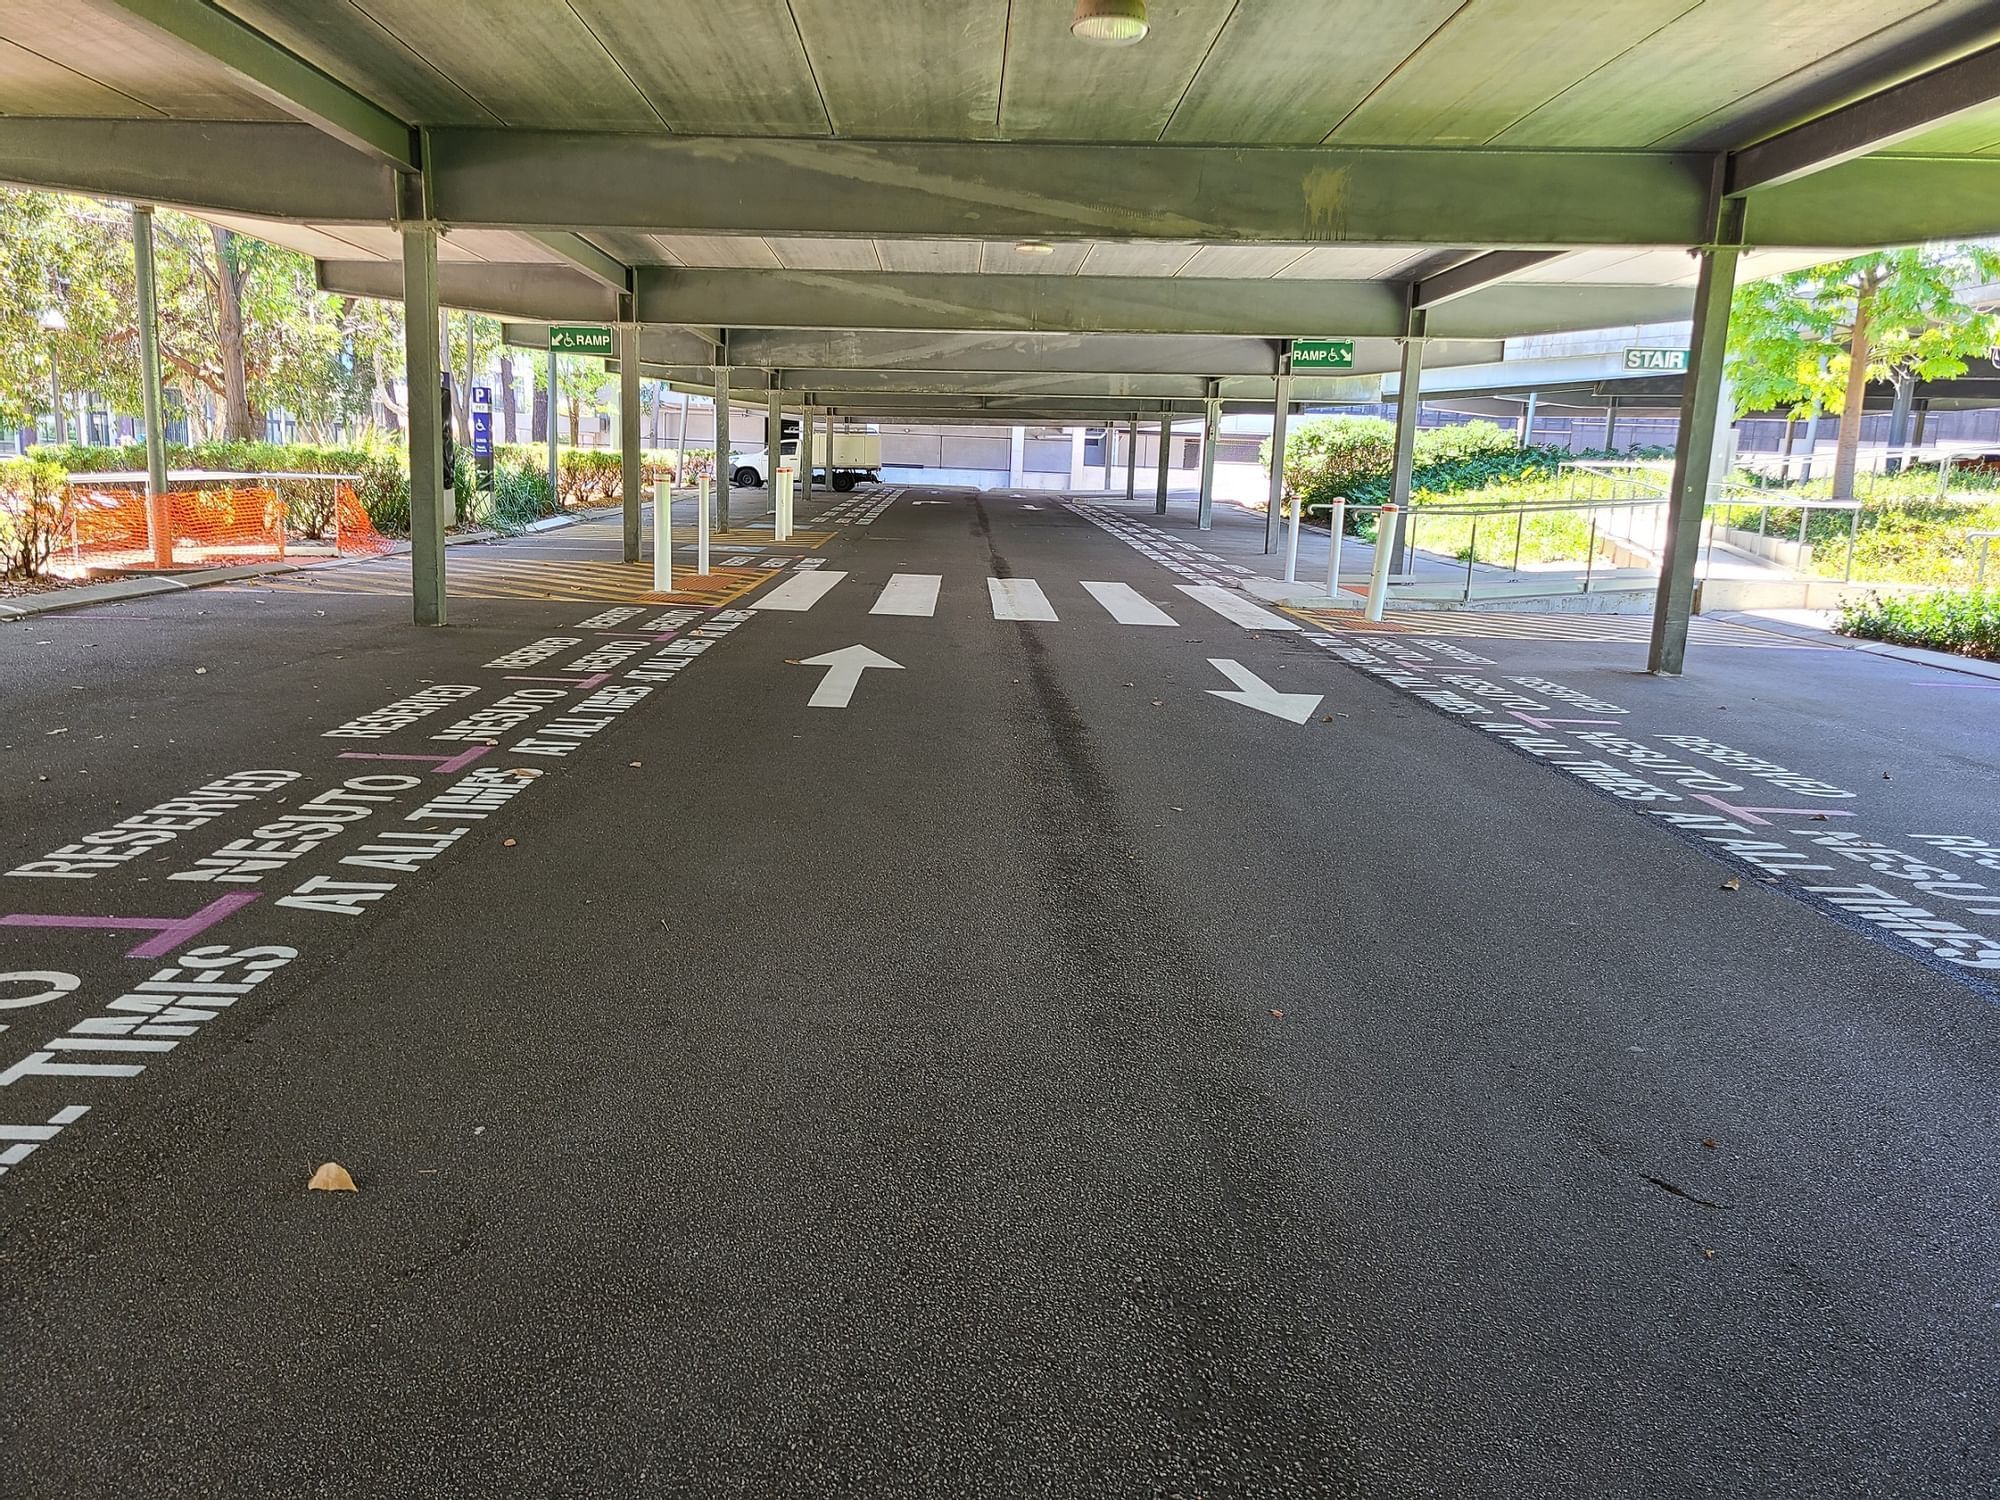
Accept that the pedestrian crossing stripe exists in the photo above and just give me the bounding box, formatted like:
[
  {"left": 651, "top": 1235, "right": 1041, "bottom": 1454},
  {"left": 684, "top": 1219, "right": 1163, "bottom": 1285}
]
[
  {"left": 234, "top": 557, "right": 778, "bottom": 605},
  {"left": 669, "top": 527, "right": 835, "bottom": 549},
  {"left": 1283, "top": 606, "right": 1832, "bottom": 649}
]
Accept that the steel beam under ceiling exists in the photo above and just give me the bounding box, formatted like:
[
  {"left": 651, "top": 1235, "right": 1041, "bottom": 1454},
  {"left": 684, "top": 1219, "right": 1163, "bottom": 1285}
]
[{"left": 1728, "top": 40, "right": 2000, "bottom": 194}]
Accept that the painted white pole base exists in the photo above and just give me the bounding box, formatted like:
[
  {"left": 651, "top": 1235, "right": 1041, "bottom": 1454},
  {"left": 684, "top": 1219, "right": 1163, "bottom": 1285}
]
[
  {"left": 696, "top": 475, "right": 711, "bottom": 577},
  {"left": 1325, "top": 501, "right": 1346, "bottom": 598},
  {"left": 651, "top": 480, "right": 672, "bottom": 593},
  {"left": 1366, "top": 505, "right": 1398, "bottom": 622}
]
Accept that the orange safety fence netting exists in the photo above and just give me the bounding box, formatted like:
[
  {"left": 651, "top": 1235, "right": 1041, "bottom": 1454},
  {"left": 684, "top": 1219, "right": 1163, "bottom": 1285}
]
[{"left": 60, "top": 476, "right": 396, "bottom": 571}]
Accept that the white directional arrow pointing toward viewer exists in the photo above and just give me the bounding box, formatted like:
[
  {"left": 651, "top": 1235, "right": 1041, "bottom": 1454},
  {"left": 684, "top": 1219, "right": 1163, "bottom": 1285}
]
[
  {"left": 1204, "top": 658, "right": 1323, "bottom": 724},
  {"left": 798, "top": 644, "right": 903, "bottom": 708}
]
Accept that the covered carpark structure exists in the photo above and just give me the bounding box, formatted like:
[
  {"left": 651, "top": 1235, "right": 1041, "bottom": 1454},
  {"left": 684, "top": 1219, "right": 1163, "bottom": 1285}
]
[{"left": 5, "top": 1, "right": 2000, "bottom": 673}]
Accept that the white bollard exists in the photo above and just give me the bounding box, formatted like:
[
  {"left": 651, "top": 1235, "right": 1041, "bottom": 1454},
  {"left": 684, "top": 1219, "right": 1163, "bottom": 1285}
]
[
  {"left": 776, "top": 466, "right": 793, "bottom": 541},
  {"left": 1325, "top": 501, "right": 1346, "bottom": 599},
  {"left": 1283, "top": 491, "right": 1303, "bottom": 584},
  {"left": 652, "top": 480, "right": 673, "bottom": 592},
  {"left": 1365, "top": 504, "right": 1398, "bottom": 621},
  {"left": 696, "top": 475, "right": 711, "bottom": 577}
]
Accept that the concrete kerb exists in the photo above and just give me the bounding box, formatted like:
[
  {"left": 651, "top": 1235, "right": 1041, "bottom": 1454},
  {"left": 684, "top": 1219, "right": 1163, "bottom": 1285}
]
[{"left": 0, "top": 500, "right": 631, "bottom": 622}]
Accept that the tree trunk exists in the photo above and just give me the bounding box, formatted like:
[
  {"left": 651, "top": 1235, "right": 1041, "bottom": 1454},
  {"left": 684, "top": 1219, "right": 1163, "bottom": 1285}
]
[
  {"left": 499, "top": 353, "right": 518, "bottom": 443},
  {"left": 211, "top": 226, "right": 256, "bottom": 441},
  {"left": 531, "top": 381, "right": 548, "bottom": 443},
  {"left": 1830, "top": 282, "right": 1874, "bottom": 502},
  {"left": 567, "top": 396, "right": 581, "bottom": 445}
]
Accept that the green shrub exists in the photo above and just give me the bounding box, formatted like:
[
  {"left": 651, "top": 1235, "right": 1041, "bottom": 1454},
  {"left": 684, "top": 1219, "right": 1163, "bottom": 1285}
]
[
  {"left": 1836, "top": 588, "right": 2000, "bottom": 661},
  {"left": 0, "top": 456, "right": 74, "bottom": 579}
]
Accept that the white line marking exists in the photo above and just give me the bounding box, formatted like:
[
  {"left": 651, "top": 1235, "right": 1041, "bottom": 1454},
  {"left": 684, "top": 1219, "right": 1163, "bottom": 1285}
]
[
  {"left": 1176, "top": 584, "right": 1298, "bottom": 631},
  {"left": 871, "top": 573, "right": 942, "bottom": 617},
  {"left": 1080, "top": 581, "right": 1177, "bottom": 626},
  {"left": 752, "top": 570, "right": 848, "bottom": 611},
  {"left": 988, "top": 578, "right": 1058, "bottom": 622}
]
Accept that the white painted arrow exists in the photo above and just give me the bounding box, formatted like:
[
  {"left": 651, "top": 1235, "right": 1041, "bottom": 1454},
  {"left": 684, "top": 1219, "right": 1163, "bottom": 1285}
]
[
  {"left": 798, "top": 644, "right": 903, "bottom": 708},
  {"left": 1204, "top": 658, "right": 1323, "bottom": 724}
]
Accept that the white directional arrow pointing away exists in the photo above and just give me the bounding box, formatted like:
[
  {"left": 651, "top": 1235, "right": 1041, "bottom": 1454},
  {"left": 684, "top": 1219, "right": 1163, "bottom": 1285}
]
[
  {"left": 798, "top": 644, "right": 903, "bottom": 708},
  {"left": 1204, "top": 658, "right": 1323, "bottom": 724}
]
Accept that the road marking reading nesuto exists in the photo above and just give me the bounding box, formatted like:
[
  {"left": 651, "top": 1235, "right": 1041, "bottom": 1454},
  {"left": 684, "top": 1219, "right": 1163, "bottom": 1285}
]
[
  {"left": 797, "top": 645, "right": 902, "bottom": 708},
  {"left": 1177, "top": 585, "right": 1299, "bottom": 631},
  {"left": 871, "top": 574, "right": 942, "bottom": 617},
  {"left": 752, "top": 570, "right": 847, "bottom": 611},
  {"left": 1081, "top": 581, "right": 1176, "bottom": 626},
  {"left": 988, "top": 578, "right": 1058, "bottom": 621},
  {"left": 1204, "top": 659, "right": 1324, "bottom": 724}
]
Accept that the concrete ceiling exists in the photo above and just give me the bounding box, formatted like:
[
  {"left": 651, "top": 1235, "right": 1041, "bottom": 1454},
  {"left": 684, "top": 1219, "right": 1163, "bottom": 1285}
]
[{"left": 3, "top": 0, "right": 1999, "bottom": 411}]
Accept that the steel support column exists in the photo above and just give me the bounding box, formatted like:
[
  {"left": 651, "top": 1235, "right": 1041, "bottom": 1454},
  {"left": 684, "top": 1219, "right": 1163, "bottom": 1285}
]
[
  {"left": 1264, "top": 370, "right": 1291, "bottom": 553},
  {"left": 1387, "top": 316, "right": 1427, "bottom": 574},
  {"left": 545, "top": 345, "right": 558, "bottom": 499},
  {"left": 1648, "top": 194, "right": 1746, "bottom": 676},
  {"left": 766, "top": 386, "right": 784, "bottom": 508},
  {"left": 1154, "top": 417, "right": 1171, "bottom": 514},
  {"left": 1197, "top": 381, "right": 1221, "bottom": 531},
  {"left": 713, "top": 367, "right": 732, "bottom": 532},
  {"left": 1519, "top": 390, "right": 1538, "bottom": 448},
  {"left": 1600, "top": 395, "right": 1618, "bottom": 452},
  {"left": 802, "top": 405, "right": 816, "bottom": 499},
  {"left": 1125, "top": 418, "right": 1138, "bottom": 502},
  {"left": 1068, "top": 426, "right": 1086, "bottom": 489},
  {"left": 402, "top": 222, "right": 446, "bottom": 626},
  {"left": 1009, "top": 424, "right": 1025, "bottom": 487},
  {"left": 130, "top": 204, "right": 172, "bottom": 569},
  {"left": 1886, "top": 374, "right": 1916, "bottom": 473},
  {"left": 618, "top": 322, "right": 642, "bottom": 562}
]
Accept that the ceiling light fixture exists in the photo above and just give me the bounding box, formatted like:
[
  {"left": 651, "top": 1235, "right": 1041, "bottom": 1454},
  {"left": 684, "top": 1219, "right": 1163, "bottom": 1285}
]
[
  {"left": 1014, "top": 241, "right": 1056, "bottom": 256},
  {"left": 1071, "top": 0, "right": 1148, "bottom": 46}
]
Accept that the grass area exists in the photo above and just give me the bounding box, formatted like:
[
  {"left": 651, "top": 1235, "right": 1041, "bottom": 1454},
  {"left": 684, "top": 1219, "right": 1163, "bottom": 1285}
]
[
  {"left": 1376, "top": 461, "right": 2000, "bottom": 586},
  {"left": 1836, "top": 588, "right": 2000, "bottom": 661},
  {"left": 1716, "top": 465, "right": 2000, "bottom": 586}
]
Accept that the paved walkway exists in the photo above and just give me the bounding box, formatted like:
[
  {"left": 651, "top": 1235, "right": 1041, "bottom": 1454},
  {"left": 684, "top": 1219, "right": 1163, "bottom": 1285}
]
[{"left": 2, "top": 483, "right": 1997, "bottom": 1497}]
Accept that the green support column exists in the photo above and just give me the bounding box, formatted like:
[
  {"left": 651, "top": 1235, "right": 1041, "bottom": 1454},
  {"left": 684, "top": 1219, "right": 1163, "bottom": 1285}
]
[
  {"left": 546, "top": 345, "right": 559, "bottom": 501},
  {"left": 1648, "top": 195, "right": 1745, "bottom": 676},
  {"left": 130, "top": 205, "right": 172, "bottom": 570},
  {"left": 1387, "top": 311, "right": 1427, "bottom": 575},
  {"left": 402, "top": 223, "right": 446, "bottom": 626},
  {"left": 1196, "top": 382, "right": 1220, "bottom": 530},
  {"left": 766, "top": 384, "right": 784, "bottom": 505},
  {"left": 1154, "top": 416, "right": 1171, "bottom": 515},
  {"left": 713, "top": 366, "right": 732, "bottom": 532},
  {"left": 802, "top": 404, "right": 816, "bottom": 501},
  {"left": 618, "top": 323, "right": 642, "bottom": 563},
  {"left": 1263, "top": 369, "right": 1291, "bottom": 553}
]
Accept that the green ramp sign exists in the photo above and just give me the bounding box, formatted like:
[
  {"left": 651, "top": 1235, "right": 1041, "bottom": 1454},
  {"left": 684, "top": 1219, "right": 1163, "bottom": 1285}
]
[
  {"left": 549, "top": 325, "right": 614, "bottom": 356},
  {"left": 1291, "top": 340, "right": 1355, "bottom": 370}
]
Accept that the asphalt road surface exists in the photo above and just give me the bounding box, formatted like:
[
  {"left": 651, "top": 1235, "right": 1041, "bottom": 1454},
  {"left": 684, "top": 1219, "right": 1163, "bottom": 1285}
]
[{"left": 2, "top": 486, "right": 1997, "bottom": 1499}]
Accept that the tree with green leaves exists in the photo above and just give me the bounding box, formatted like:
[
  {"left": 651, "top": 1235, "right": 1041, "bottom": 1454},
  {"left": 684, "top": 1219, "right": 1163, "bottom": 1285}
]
[{"left": 1729, "top": 245, "right": 2000, "bottom": 499}]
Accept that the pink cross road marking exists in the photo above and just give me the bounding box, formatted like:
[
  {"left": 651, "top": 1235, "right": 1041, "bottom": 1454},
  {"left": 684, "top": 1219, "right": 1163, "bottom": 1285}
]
[
  {"left": 504, "top": 670, "right": 615, "bottom": 685},
  {"left": 0, "top": 893, "right": 258, "bottom": 959},
  {"left": 1508, "top": 710, "right": 1622, "bottom": 731},
  {"left": 1690, "top": 792, "right": 1858, "bottom": 827},
  {"left": 338, "top": 744, "right": 492, "bottom": 774}
]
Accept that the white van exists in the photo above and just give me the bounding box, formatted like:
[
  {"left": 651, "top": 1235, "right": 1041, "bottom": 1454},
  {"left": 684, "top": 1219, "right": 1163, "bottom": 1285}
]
[{"left": 730, "top": 423, "right": 883, "bottom": 492}]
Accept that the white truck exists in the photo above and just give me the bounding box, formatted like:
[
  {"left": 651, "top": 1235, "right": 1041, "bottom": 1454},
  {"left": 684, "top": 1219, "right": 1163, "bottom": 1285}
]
[{"left": 730, "top": 423, "right": 882, "bottom": 492}]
